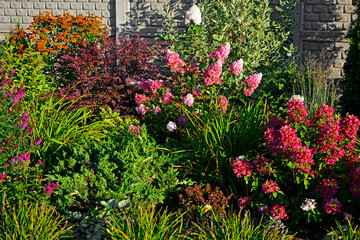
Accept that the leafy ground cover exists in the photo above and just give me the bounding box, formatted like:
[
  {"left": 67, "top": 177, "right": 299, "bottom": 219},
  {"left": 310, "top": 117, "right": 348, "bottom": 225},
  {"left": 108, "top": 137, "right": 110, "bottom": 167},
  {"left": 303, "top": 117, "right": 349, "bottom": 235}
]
[{"left": 1, "top": 2, "right": 360, "bottom": 239}]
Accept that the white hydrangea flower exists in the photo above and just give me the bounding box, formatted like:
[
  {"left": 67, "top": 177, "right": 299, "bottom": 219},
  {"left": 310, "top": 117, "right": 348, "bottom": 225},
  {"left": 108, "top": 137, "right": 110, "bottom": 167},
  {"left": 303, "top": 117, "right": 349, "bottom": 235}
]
[
  {"left": 289, "top": 95, "right": 304, "bottom": 103},
  {"left": 166, "top": 121, "right": 177, "bottom": 132},
  {"left": 185, "top": 5, "right": 202, "bottom": 25},
  {"left": 300, "top": 198, "right": 317, "bottom": 211}
]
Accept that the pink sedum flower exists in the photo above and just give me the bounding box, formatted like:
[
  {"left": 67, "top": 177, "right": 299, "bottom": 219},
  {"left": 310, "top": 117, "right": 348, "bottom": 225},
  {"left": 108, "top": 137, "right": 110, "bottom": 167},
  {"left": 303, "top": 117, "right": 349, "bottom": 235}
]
[
  {"left": 183, "top": 93, "right": 194, "bottom": 107},
  {"left": 227, "top": 59, "right": 243, "bottom": 76},
  {"left": 209, "top": 43, "right": 231, "bottom": 62}
]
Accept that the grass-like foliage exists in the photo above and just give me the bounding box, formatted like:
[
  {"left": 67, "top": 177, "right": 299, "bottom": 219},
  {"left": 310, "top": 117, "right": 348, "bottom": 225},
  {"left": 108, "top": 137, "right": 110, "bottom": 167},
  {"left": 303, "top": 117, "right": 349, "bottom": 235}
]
[{"left": 0, "top": 200, "right": 71, "bottom": 240}]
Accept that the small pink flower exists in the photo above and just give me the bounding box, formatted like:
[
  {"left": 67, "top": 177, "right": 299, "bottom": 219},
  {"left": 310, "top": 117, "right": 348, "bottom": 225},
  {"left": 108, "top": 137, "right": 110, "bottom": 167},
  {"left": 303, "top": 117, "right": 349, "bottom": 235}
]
[
  {"left": 45, "top": 186, "right": 53, "bottom": 194},
  {"left": 153, "top": 105, "right": 162, "bottom": 114},
  {"left": 243, "top": 73, "right": 262, "bottom": 96},
  {"left": 183, "top": 93, "right": 194, "bottom": 107},
  {"left": 51, "top": 183, "right": 59, "bottom": 189},
  {"left": 38, "top": 159, "right": 43, "bottom": 164},
  {"left": 140, "top": 79, "right": 163, "bottom": 95},
  {"left": 135, "top": 93, "right": 150, "bottom": 105},
  {"left": 136, "top": 104, "right": 148, "bottom": 115},
  {"left": 227, "top": 59, "right": 243, "bottom": 76},
  {"left": 323, "top": 198, "right": 342, "bottom": 215},
  {"left": 35, "top": 138, "right": 43, "bottom": 146},
  {"left": 0, "top": 173, "right": 4, "bottom": 179},
  {"left": 166, "top": 121, "right": 177, "bottom": 132},
  {"left": 238, "top": 196, "right": 252, "bottom": 210}
]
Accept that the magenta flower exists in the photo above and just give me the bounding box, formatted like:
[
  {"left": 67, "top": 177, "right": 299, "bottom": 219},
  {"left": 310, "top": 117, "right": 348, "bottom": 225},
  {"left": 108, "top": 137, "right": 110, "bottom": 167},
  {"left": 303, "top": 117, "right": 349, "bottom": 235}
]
[
  {"left": 0, "top": 174, "right": 4, "bottom": 179},
  {"left": 231, "top": 156, "right": 253, "bottom": 178},
  {"left": 286, "top": 98, "right": 310, "bottom": 125},
  {"left": 152, "top": 105, "right": 162, "bottom": 114},
  {"left": 183, "top": 93, "right": 194, "bottom": 107},
  {"left": 209, "top": 43, "right": 230, "bottom": 62},
  {"left": 13, "top": 85, "right": 25, "bottom": 103},
  {"left": 35, "top": 138, "right": 43, "bottom": 146},
  {"left": 38, "top": 159, "right": 43, "bottom": 164},
  {"left": 238, "top": 196, "right": 252, "bottom": 210},
  {"left": 227, "top": 59, "right": 243, "bottom": 76},
  {"left": 45, "top": 186, "right": 53, "bottom": 194},
  {"left": 262, "top": 179, "right": 280, "bottom": 195}
]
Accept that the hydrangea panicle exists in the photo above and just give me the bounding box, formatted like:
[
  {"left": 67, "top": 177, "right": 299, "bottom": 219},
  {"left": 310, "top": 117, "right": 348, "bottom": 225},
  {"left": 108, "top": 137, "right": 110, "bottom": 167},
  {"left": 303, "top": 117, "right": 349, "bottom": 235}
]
[
  {"left": 185, "top": 5, "right": 202, "bottom": 25},
  {"left": 203, "top": 60, "right": 223, "bottom": 86},
  {"left": 227, "top": 59, "right": 243, "bottom": 76},
  {"left": 166, "top": 121, "right": 177, "bottom": 132},
  {"left": 166, "top": 49, "right": 185, "bottom": 74},
  {"left": 262, "top": 179, "right": 280, "bottom": 195},
  {"left": 217, "top": 96, "right": 228, "bottom": 112},
  {"left": 183, "top": 93, "right": 194, "bottom": 107},
  {"left": 243, "top": 73, "right": 262, "bottom": 96},
  {"left": 209, "top": 43, "right": 230, "bottom": 62}
]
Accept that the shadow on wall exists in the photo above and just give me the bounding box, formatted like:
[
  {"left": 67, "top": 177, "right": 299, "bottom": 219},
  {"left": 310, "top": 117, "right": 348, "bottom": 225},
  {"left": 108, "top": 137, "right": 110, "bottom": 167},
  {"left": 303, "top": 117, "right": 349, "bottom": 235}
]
[
  {"left": 122, "top": 0, "right": 194, "bottom": 41},
  {"left": 297, "top": 0, "right": 354, "bottom": 78}
]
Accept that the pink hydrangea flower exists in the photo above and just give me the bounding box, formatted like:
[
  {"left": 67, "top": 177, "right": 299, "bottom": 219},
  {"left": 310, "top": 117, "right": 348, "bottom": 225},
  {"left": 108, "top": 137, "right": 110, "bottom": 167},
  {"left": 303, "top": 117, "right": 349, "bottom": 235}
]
[
  {"left": 270, "top": 203, "right": 288, "bottom": 220},
  {"left": 162, "top": 91, "right": 175, "bottom": 105},
  {"left": 339, "top": 114, "right": 359, "bottom": 150},
  {"left": 286, "top": 98, "right": 310, "bottom": 125},
  {"left": 177, "top": 114, "right": 188, "bottom": 127},
  {"left": 243, "top": 73, "right": 262, "bottom": 96},
  {"left": 294, "top": 146, "right": 315, "bottom": 174},
  {"left": 231, "top": 156, "right": 253, "bottom": 178},
  {"left": 203, "top": 60, "right": 223, "bottom": 86},
  {"left": 227, "top": 59, "right": 243, "bottom": 76},
  {"left": 166, "top": 49, "right": 185, "bottom": 74},
  {"left": 209, "top": 43, "right": 231, "bottom": 62},
  {"left": 314, "top": 104, "right": 334, "bottom": 122},
  {"left": 136, "top": 104, "right": 148, "bottom": 115},
  {"left": 183, "top": 93, "right": 194, "bottom": 107},
  {"left": 217, "top": 96, "right": 228, "bottom": 112}
]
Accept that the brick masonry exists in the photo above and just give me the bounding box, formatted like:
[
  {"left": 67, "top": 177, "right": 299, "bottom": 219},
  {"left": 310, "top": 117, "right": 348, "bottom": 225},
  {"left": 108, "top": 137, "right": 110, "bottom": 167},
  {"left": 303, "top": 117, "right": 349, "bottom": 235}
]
[{"left": 0, "top": 0, "right": 357, "bottom": 78}]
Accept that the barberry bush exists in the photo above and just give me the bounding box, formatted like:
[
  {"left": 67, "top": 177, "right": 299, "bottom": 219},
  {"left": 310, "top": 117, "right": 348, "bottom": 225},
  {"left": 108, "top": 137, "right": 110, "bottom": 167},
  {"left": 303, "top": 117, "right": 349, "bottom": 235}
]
[
  {"left": 231, "top": 96, "right": 360, "bottom": 225},
  {"left": 54, "top": 33, "right": 166, "bottom": 113}
]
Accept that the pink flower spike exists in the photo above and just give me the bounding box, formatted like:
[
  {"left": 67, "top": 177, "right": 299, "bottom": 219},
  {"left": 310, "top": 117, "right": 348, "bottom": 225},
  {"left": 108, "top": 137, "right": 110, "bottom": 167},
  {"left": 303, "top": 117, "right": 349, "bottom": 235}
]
[
  {"left": 0, "top": 174, "right": 4, "bottom": 179},
  {"left": 51, "top": 183, "right": 60, "bottom": 189},
  {"left": 35, "top": 138, "right": 43, "bottom": 146},
  {"left": 217, "top": 96, "right": 228, "bottom": 112}
]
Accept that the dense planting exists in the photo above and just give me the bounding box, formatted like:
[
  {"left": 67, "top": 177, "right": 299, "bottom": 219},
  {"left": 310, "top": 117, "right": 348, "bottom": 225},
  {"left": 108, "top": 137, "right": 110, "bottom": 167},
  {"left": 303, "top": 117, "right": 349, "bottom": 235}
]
[{"left": 1, "top": 6, "right": 359, "bottom": 240}]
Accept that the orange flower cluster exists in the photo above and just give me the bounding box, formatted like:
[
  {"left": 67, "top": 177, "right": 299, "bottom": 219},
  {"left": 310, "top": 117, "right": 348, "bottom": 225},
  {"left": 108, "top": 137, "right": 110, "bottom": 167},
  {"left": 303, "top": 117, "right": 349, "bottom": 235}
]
[{"left": 9, "top": 11, "right": 108, "bottom": 56}]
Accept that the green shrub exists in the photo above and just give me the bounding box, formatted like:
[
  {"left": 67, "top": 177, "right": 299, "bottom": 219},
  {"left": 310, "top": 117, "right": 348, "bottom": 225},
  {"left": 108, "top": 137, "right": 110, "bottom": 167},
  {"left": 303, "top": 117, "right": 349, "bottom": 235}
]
[
  {"left": 46, "top": 125, "right": 181, "bottom": 211},
  {"left": 342, "top": 0, "right": 360, "bottom": 116}
]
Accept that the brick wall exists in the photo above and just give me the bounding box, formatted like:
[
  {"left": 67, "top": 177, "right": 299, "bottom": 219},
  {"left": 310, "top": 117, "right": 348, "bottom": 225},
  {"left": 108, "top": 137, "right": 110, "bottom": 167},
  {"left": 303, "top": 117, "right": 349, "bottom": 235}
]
[
  {"left": 0, "top": 0, "right": 357, "bottom": 78},
  {"left": 0, "top": 0, "right": 116, "bottom": 40}
]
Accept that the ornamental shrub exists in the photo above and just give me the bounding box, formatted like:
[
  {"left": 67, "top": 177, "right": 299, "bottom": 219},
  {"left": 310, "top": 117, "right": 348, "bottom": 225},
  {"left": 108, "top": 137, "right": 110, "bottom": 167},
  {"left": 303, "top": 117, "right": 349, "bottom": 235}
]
[
  {"left": 54, "top": 33, "right": 166, "bottom": 113},
  {"left": 161, "top": 0, "right": 297, "bottom": 73},
  {"left": 231, "top": 97, "right": 360, "bottom": 226},
  {"left": 342, "top": 0, "right": 360, "bottom": 116}
]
